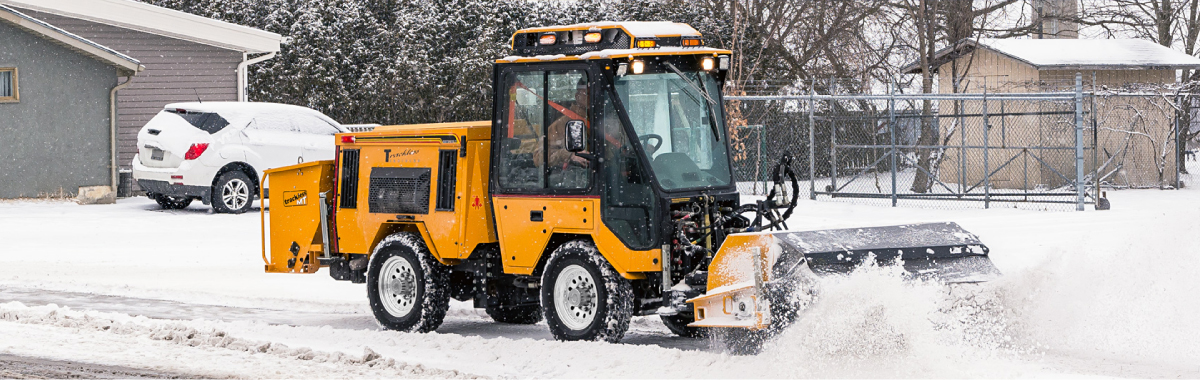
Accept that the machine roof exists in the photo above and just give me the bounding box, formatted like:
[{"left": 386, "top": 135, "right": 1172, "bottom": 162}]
[
  {"left": 517, "top": 21, "right": 701, "bottom": 38},
  {"left": 504, "top": 21, "right": 727, "bottom": 62}
]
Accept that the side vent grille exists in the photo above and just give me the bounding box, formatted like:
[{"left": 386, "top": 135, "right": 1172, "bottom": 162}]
[
  {"left": 338, "top": 149, "right": 359, "bottom": 209},
  {"left": 436, "top": 150, "right": 457, "bottom": 211},
  {"left": 368, "top": 167, "right": 431, "bottom": 214}
]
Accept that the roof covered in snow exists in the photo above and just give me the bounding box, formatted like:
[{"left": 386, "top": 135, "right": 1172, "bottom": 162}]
[
  {"left": 0, "top": 0, "right": 281, "bottom": 53},
  {"left": 903, "top": 38, "right": 1200, "bottom": 74},
  {"left": 0, "top": 5, "right": 142, "bottom": 75},
  {"left": 517, "top": 21, "right": 700, "bottom": 38}
]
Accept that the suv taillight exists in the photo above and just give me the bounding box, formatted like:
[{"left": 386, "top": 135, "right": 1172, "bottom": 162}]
[{"left": 184, "top": 143, "right": 209, "bottom": 160}]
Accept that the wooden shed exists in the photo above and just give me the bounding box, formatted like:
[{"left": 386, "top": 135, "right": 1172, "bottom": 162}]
[
  {"left": 0, "top": 0, "right": 281, "bottom": 195},
  {"left": 904, "top": 38, "right": 1200, "bottom": 189}
]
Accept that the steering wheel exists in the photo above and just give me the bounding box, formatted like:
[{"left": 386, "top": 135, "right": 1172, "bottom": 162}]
[{"left": 639, "top": 134, "right": 663, "bottom": 152}]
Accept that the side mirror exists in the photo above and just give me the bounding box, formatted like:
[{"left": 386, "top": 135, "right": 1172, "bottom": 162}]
[{"left": 565, "top": 120, "right": 586, "bottom": 153}]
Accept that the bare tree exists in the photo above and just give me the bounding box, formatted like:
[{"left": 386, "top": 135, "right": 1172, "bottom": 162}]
[
  {"left": 891, "top": 0, "right": 1020, "bottom": 193},
  {"left": 1076, "top": 0, "right": 1200, "bottom": 172}
]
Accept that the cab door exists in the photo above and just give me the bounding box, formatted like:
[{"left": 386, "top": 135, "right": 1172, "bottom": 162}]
[{"left": 490, "top": 64, "right": 598, "bottom": 275}]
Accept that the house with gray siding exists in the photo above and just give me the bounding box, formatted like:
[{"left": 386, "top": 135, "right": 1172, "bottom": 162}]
[
  {"left": 0, "top": 0, "right": 281, "bottom": 198},
  {"left": 0, "top": 5, "right": 141, "bottom": 198}
]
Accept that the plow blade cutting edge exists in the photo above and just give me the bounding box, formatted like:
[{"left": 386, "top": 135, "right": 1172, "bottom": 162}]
[{"left": 688, "top": 222, "right": 999, "bottom": 329}]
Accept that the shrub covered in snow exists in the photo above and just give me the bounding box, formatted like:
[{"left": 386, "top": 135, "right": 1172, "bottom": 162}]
[{"left": 139, "top": 0, "right": 728, "bottom": 125}]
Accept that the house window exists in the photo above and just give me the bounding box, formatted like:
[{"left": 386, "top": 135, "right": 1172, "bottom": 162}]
[{"left": 0, "top": 68, "right": 16, "bottom": 103}]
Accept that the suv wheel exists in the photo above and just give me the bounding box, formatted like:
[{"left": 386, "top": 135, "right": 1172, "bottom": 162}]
[{"left": 212, "top": 171, "right": 254, "bottom": 214}]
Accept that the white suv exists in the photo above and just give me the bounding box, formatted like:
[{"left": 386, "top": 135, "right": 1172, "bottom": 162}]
[{"left": 131, "top": 102, "right": 346, "bottom": 213}]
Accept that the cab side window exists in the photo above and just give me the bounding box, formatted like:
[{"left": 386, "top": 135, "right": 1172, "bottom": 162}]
[
  {"left": 497, "top": 69, "right": 591, "bottom": 191},
  {"left": 498, "top": 71, "right": 546, "bottom": 190},
  {"left": 545, "top": 70, "right": 590, "bottom": 190}
]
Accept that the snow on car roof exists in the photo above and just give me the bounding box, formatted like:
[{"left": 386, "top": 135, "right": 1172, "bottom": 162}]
[{"left": 163, "top": 102, "right": 342, "bottom": 127}]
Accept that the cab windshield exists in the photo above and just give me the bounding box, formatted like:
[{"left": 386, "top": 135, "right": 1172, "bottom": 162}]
[{"left": 614, "top": 71, "right": 732, "bottom": 191}]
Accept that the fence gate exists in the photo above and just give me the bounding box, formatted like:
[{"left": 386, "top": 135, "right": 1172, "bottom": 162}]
[{"left": 723, "top": 75, "right": 1144, "bottom": 211}]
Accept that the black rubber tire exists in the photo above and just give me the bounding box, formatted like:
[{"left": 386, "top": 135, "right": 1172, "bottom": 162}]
[
  {"left": 540, "top": 240, "right": 633, "bottom": 343},
  {"left": 366, "top": 232, "right": 451, "bottom": 333},
  {"left": 211, "top": 170, "right": 254, "bottom": 214},
  {"left": 152, "top": 194, "right": 192, "bottom": 209},
  {"left": 486, "top": 305, "right": 543, "bottom": 324},
  {"left": 660, "top": 314, "right": 709, "bottom": 338}
]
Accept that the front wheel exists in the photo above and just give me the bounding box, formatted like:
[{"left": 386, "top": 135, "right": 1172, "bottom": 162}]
[
  {"left": 366, "top": 232, "right": 450, "bottom": 332},
  {"left": 540, "top": 240, "right": 633, "bottom": 342},
  {"left": 660, "top": 314, "right": 709, "bottom": 338}
]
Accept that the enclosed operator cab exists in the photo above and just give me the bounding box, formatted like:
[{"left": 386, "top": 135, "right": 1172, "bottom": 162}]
[{"left": 488, "top": 23, "right": 741, "bottom": 339}]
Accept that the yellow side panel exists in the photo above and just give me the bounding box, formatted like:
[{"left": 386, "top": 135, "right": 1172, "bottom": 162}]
[
  {"left": 492, "top": 197, "right": 595, "bottom": 272},
  {"left": 592, "top": 222, "right": 660, "bottom": 275},
  {"left": 457, "top": 141, "right": 498, "bottom": 258},
  {"left": 332, "top": 128, "right": 496, "bottom": 264},
  {"left": 263, "top": 160, "right": 335, "bottom": 274},
  {"left": 492, "top": 196, "right": 660, "bottom": 278}
]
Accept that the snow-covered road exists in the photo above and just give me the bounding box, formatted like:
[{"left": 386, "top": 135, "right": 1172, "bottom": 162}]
[{"left": 2, "top": 185, "right": 1199, "bottom": 378}]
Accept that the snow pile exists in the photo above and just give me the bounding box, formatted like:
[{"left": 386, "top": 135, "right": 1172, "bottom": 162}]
[
  {"left": 757, "top": 263, "right": 1025, "bottom": 377},
  {"left": 0, "top": 301, "right": 479, "bottom": 379}
]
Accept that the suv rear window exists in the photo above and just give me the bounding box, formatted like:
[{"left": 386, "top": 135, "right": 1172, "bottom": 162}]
[{"left": 168, "top": 109, "right": 230, "bottom": 134}]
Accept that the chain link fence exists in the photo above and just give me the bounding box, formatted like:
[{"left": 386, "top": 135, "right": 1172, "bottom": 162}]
[{"left": 725, "top": 76, "right": 1184, "bottom": 211}]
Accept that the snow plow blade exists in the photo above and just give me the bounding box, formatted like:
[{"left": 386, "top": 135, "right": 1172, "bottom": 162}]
[{"left": 688, "top": 222, "right": 998, "bottom": 329}]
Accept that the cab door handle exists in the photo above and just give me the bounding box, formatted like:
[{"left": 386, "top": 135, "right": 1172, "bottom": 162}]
[{"left": 530, "top": 210, "right": 543, "bottom": 222}]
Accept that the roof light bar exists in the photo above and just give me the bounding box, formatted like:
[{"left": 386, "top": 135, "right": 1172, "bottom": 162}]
[
  {"left": 539, "top": 33, "right": 557, "bottom": 46},
  {"left": 584, "top": 32, "right": 602, "bottom": 44},
  {"left": 635, "top": 38, "right": 657, "bottom": 49}
]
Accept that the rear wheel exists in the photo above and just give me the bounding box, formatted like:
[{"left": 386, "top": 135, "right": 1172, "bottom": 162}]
[
  {"left": 211, "top": 171, "right": 254, "bottom": 214},
  {"left": 367, "top": 232, "right": 450, "bottom": 332},
  {"left": 540, "top": 240, "right": 632, "bottom": 342},
  {"left": 152, "top": 194, "right": 192, "bottom": 209}
]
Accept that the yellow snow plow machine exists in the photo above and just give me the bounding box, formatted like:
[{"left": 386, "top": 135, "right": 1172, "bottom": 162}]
[{"left": 259, "top": 22, "right": 999, "bottom": 353}]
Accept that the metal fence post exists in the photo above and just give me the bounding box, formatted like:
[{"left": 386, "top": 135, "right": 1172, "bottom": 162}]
[
  {"left": 808, "top": 87, "right": 816, "bottom": 200},
  {"left": 889, "top": 82, "right": 898, "bottom": 207},
  {"left": 983, "top": 90, "right": 990, "bottom": 209},
  {"left": 830, "top": 82, "right": 838, "bottom": 194},
  {"left": 1176, "top": 94, "right": 1183, "bottom": 190},
  {"left": 1075, "top": 73, "right": 1085, "bottom": 211}
]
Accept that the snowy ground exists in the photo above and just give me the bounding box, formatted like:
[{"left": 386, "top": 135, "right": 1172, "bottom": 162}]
[{"left": 2, "top": 178, "right": 1199, "bottom": 378}]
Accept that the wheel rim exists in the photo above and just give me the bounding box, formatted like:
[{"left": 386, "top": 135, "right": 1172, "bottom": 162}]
[
  {"left": 221, "top": 178, "right": 249, "bottom": 210},
  {"left": 378, "top": 255, "right": 418, "bottom": 317},
  {"left": 554, "top": 264, "right": 598, "bottom": 330}
]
